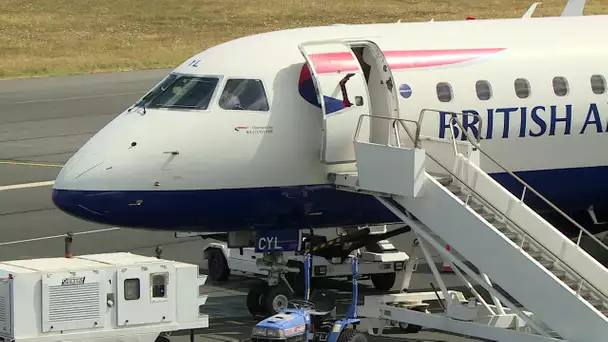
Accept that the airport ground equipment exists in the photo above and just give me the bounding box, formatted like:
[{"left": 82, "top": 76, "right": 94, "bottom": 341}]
[
  {"left": 0, "top": 251, "right": 208, "bottom": 342},
  {"left": 328, "top": 111, "right": 608, "bottom": 342},
  {"left": 249, "top": 254, "right": 367, "bottom": 342},
  {"left": 201, "top": 226, "right": 411, "bottom": 317},
  {"left": 202, "top": 226, "right": 409, "bottom": 286}
]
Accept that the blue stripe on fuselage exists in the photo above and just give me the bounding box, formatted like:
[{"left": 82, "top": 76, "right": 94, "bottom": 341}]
[{"left": 52, "top": 165, "right": 608, "bottom": 233}]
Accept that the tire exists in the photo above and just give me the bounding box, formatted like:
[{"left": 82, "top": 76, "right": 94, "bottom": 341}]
[
  {"left": 370, "top": 272, "right": 396, "bottom": 291},
  {"left": 365, "top": 242, "right": 397, "bottom": 291},
  {"left": 397, "top": 306, "right": 425, "bottom": 333},
  {"left": 247, "top": 280, "right": 269, "bottom": 316},
  {"left": 207, "top": 248, "right": 230, "bottom": 282},
  {"left": 337, "top": 328, "right": 368, "bottom": 342},
  {"left": 155, "top": 336, "right": 170, "bottom": 342},
  {"left": 398, "top": 321, "right": 422, "bottom": 333},
  {"left": 261, "top": 285, "right": 292, "bottom": 316}
]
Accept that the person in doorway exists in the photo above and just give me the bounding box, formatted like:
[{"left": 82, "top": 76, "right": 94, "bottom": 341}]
[{"left": 339, "top": 73, "right": 355, "bottom": 108}]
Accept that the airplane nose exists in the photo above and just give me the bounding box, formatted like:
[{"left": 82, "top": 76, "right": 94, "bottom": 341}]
[
  {"left": 52, "top": 151, "right": 107, "bottom": 221},
  {"left": 54, "top": 151, "right": 104, "bottom": 186}
]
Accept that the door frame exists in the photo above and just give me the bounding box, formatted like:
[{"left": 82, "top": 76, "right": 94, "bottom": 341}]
[
  {"left": 298, "top": 39, "right": 373, "bottom": 165},
  {"left": 343, "top": 39, "right": 402, "bottom": 146}
]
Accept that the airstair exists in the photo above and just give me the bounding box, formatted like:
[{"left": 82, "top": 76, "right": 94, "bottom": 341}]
[{"left": 331, "top": 111, "right": 608, "bottom": 342}]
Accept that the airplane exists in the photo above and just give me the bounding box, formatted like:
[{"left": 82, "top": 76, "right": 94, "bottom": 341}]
[
  {"left": 51, "top": 0, "right": 608, "bottom": 313},
  {"left": 50, "top": 0, "right": 608, "bottom": 307}
]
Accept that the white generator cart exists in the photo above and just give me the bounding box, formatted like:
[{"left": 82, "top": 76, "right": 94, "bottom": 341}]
[{"left": 0, "top": 252, "right": 208, "bottom": 342}]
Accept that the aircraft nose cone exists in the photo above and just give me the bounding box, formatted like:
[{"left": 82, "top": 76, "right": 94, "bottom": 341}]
[
  {"left": 52, "top": 187, "right": 86, "bottom": 217},
  {"left": 52, "top": 186, "right": 120, "bottom": 224},
  {"left": 52, "top": 151, "right": 107, "bottom": 221},
  {"left": 54, "top": 152, "right": 104, "bottom": 189}
]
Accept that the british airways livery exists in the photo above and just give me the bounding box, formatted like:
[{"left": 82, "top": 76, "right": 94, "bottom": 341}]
[{"left": 51, "top": 10, "right": 608, "bottom": 238}]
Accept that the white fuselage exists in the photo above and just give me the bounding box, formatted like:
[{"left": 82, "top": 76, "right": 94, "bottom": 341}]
[{"left": 52, "top": 15, "right": 608, "bottom": 234}]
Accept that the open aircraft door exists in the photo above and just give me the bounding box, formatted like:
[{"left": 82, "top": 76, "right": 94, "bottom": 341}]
[
  {"left": 355, "top": 40, "right": 403, "bottom": 146},
  {"left": 299, "top": 41, "right": 371, "bottom": 165}
]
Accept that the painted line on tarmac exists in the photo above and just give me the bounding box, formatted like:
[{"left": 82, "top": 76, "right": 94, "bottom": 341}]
[
  {"left": 11, "top": 91, "right": 145, "bottom": 104},
  {"left": 0, "top": 160, "right": 63, "bottom": 168},
  {"left": 0, "top": 227, "right": 122, "bottom": 246},
  {"left": 0, "top": 180, "right": 55, "bottom": 191}
]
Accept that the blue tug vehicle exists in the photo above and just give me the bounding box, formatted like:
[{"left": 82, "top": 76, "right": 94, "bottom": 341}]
[{"left": 249, "top": 254, "right": 368, "bottom": 342}]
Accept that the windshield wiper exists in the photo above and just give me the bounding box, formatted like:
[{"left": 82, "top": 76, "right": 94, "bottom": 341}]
[
  {"left": 128, "top": 77, "right": 181, "bottom": 114},
  {"left": 127, "top": 101, "right": 147, "bottom": 115}
]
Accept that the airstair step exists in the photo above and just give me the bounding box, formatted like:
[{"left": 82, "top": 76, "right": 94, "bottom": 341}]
[
  {"left": 521, "top": 241, "right": 534, "bottom": 250},
  {"left": 538, "top": 258, "right": 555, "bottom": 269},
  {"left": 493, "top": 221, "right": 508, "bottom": 230},
  {"left": 578, "top": 289, "right": 592, "bottom": 299},
  {"left": 563, "top": 278, "right": 580, "bottom": 288},
  {"left": 528, "top": 250, "right": 552, "bottom": 265},
  {"left": 589, "top": 299, "right": 605, "bottom": 307},
  {"left": 435, "top": 176, "right": 453, "bottom": 186},
  {"left": 468, "top": 203, "right": 484, "bottom": 211},
  {"left": 551, "top": 269, "right": 567, "bottom": 279},
  {"left": 448, "top": 185, "right": 463, "bottom": 194},
  {"left": 479, "top": 212, "right": 496, "bottom": 221},
  {"left": 503, "top": 231, "right": 520, "bottom": 240}
]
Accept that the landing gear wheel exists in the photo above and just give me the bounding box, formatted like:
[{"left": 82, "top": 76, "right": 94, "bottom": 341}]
[
  {"left": 337, "top": 328, "right": 368, "bottom": 342},
  {"left": 207, "top": 248, "right": 230, "bottom": 282},
  {"left": 247, "top": 281, "right": 269, "bottom": 316},
  {"left": 370, "top": 272, "right": 396, "bottom": 291},
  {"left": 398, "top": 307, "right": 424, "bottom": 333},
  {"left": 261, "top": 285, "right": 292, "bottom": 316},
  {"left": 398, "top": 321, "right": 422, "bottom": 333}
]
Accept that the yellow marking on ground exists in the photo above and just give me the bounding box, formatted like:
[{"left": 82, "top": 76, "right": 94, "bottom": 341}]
[
  {"left": 0, "top": 180, "right": 56, "bottom": 192},
  {"left": 0, "top": 161, "right": 64, "bottom": 168}
]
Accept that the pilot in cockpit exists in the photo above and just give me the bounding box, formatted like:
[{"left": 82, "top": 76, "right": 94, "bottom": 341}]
[{"left": 220, "top": 80, "right": 243, "bottom": 110}]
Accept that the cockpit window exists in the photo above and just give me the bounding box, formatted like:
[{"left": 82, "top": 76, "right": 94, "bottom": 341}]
[
  {"left": 135, "top": 74, "right": 179, "bottom": 107},
  {"left": 136, "top": 74, "right": 219, "bottom": 110},
  {"left": 219, "top": 79, "right": 269, "bottom": 111}
]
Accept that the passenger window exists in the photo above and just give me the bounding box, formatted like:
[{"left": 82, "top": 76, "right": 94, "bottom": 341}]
[
  {"left": 591, "top": 75, "right": 606, "bottom": 95},
  {"left": 552, "top": 77, "right": 569, "bottom": 97},
  {"left": 124, "top": 278, "right": 140, "bottom": 300},
  {"left": 146, "top": 75, "right": 219, "bottom": 110},
  {"left": 151, "top": 273, "right": 167, "bottom": 299},
  {"left": 514, "top": 78, "right": 531, "bottom": 99},
  {"left": 436, "top": 82, "right": 453, "bottom": 102},
  {"left": 219, "top": 79, "right": 269, "bottom": 111},
  {"left": 475, "top": 80, "right": 492, "bottom": 101}
]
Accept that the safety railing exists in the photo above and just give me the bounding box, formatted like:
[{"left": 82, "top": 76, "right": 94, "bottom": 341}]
[
  {"left": 415, "top": 108, "right": 607, "bottom": 253},
  {"left": 352, "top": 113, "right": 608, "bottom": 302},
  {"left": 353, "top": 114, "right": 420, "bottom": 147},
  {"left": 414, "top": 108, "right": 484, "bottom": 154}
]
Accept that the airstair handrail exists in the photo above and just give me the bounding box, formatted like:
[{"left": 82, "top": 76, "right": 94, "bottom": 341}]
[
  {"left": 415, "top": 108, "right": 484, "bottom": 146},
  {"left": 353, "top": 114, "right": 420, "bottom": 146},
  {"left": 414, "top": 108, "right": 608, "bottom": 253},
  {"left": 386, "top": 118, "right": 608, "bottom": 301}
]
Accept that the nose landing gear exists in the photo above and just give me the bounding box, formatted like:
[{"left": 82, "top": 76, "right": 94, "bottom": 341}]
[{"left": 246, "top": 253, "right": 299, "bottom": 316}]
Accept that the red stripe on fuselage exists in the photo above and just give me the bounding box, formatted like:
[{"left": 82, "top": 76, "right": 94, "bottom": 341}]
[
  {"left": 384, "top": 48, "right": 505, "bottom": 69},
  {"left": 308, "top": 48, "right": 505, "bottom": 74},
  {"left": 307, "top": 52, "right": 361, "bottom": 74}
]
